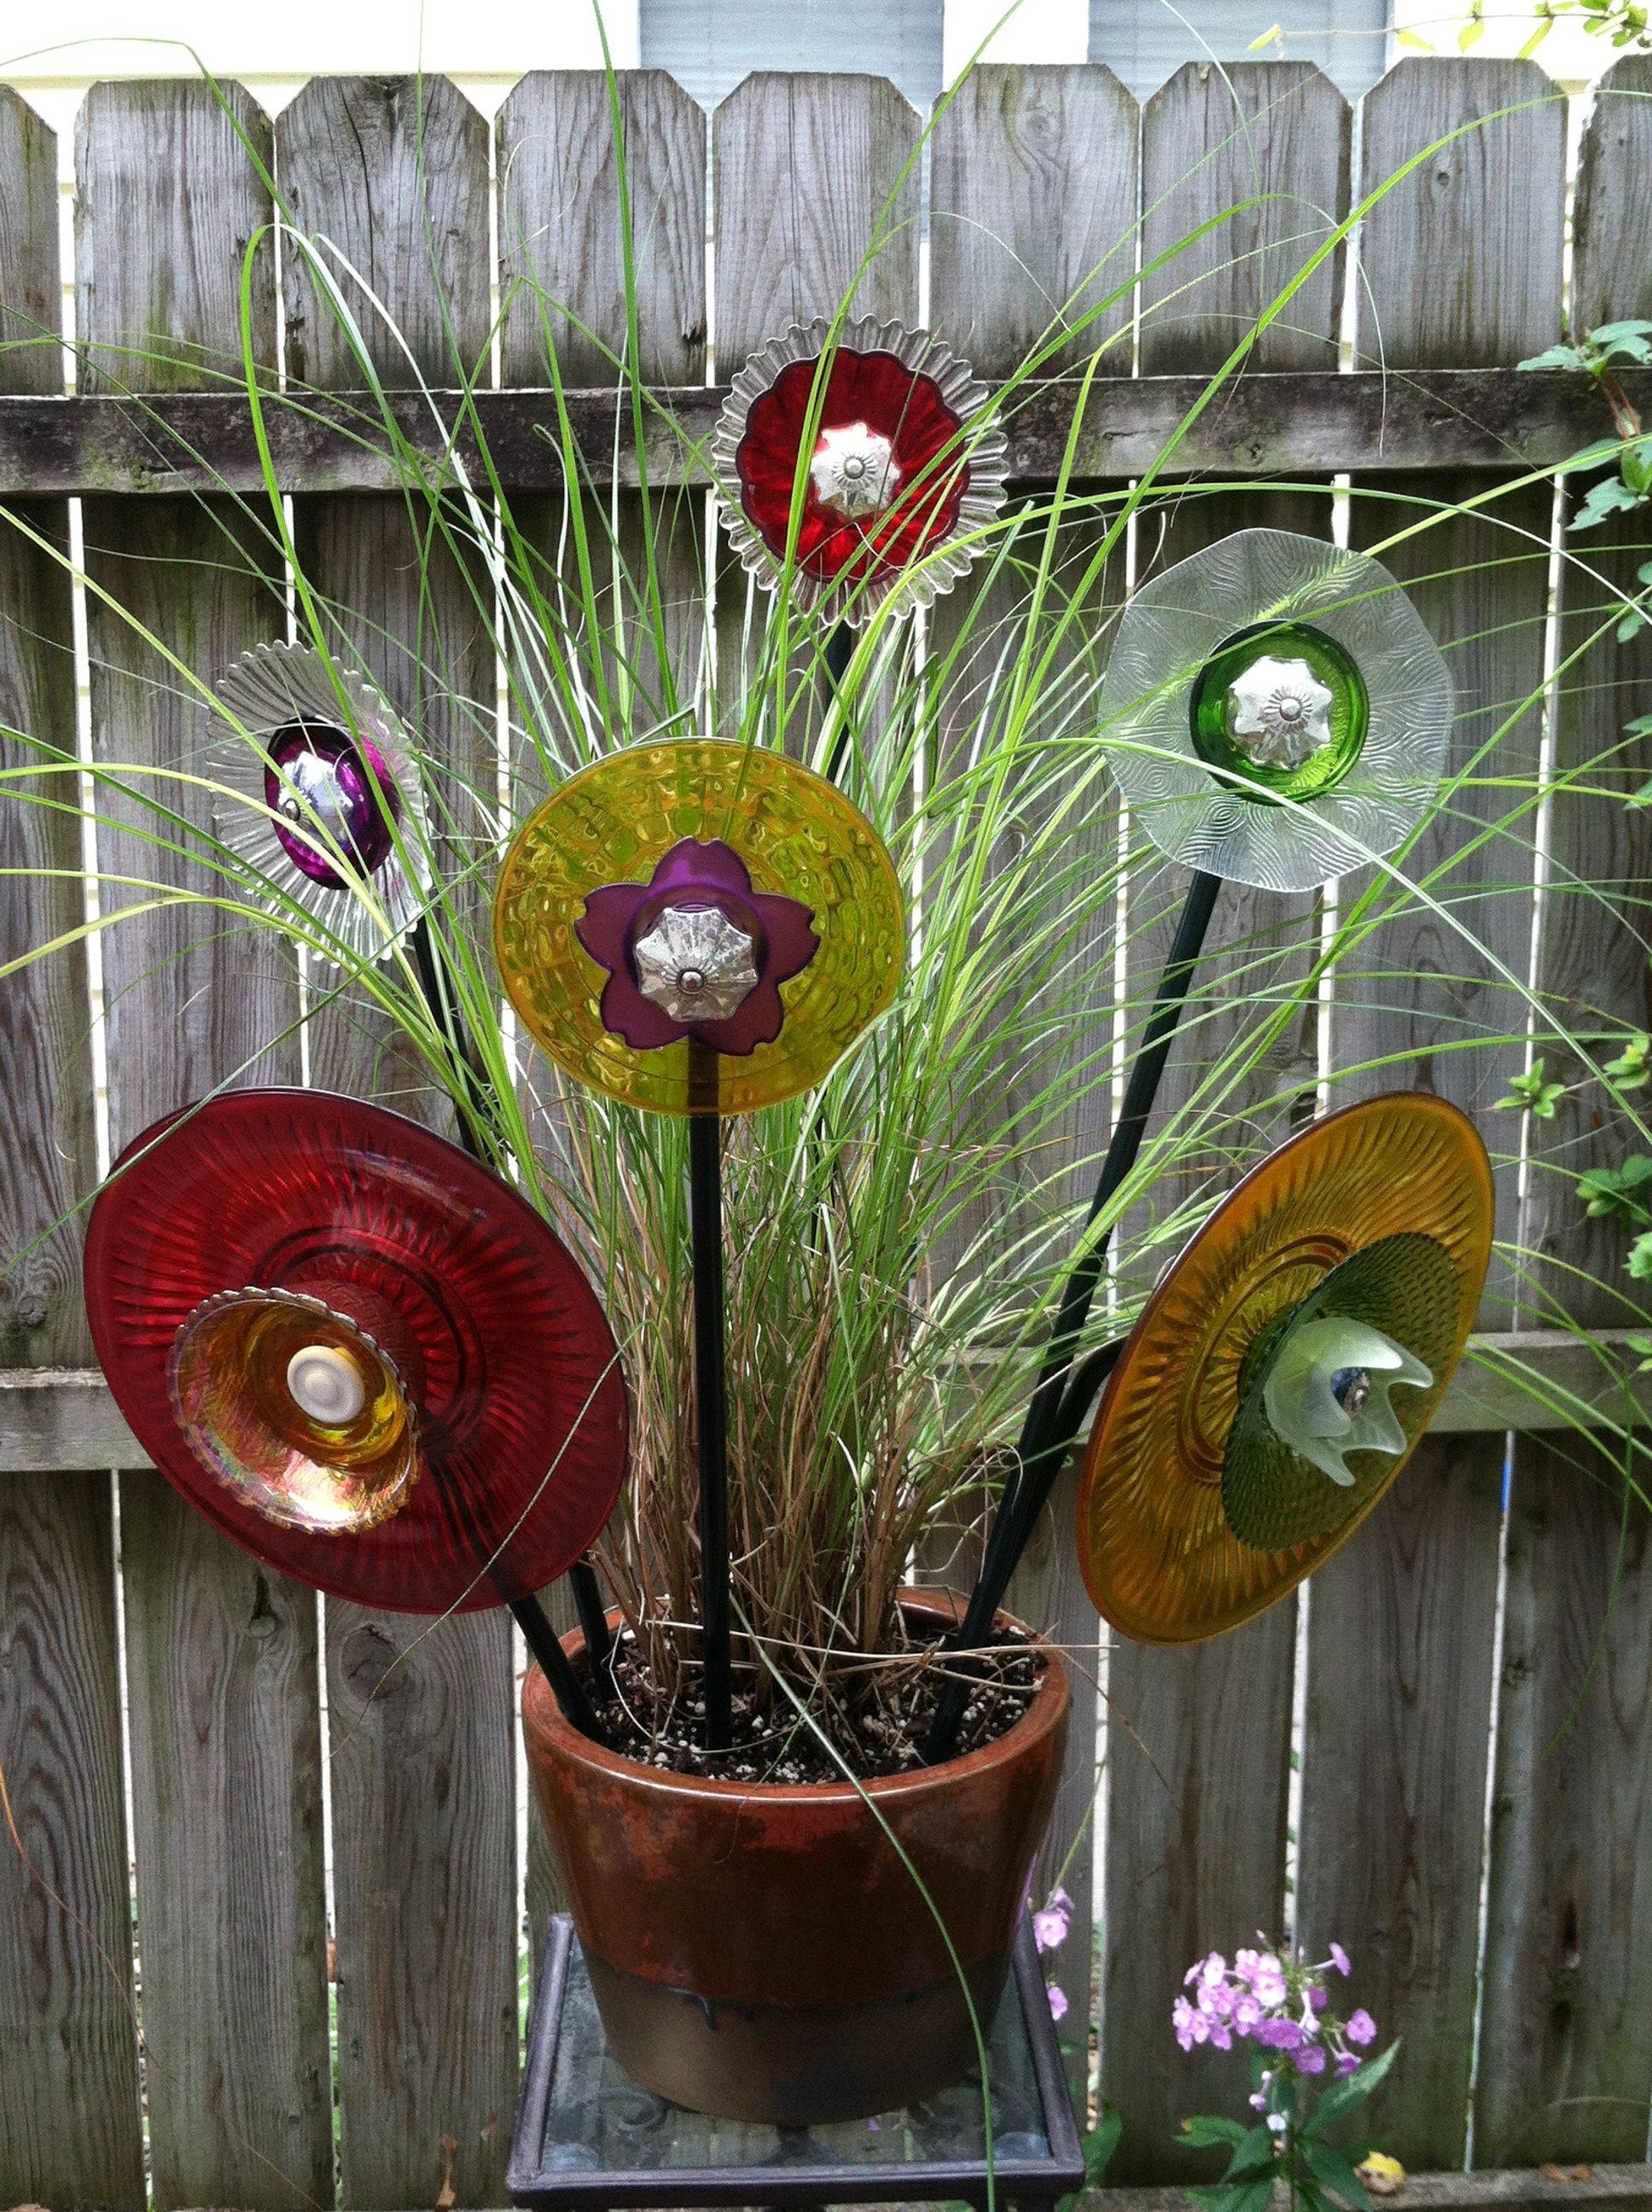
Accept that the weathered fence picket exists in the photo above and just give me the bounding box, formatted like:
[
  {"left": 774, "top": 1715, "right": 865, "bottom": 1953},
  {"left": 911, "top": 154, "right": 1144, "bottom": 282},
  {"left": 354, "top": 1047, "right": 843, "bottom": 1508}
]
[
  {"left": 495, "top": 62, "right": 710, "bottom": 1960},
  {"left": 278, "top": 74, "right": 521, "bottom": 2209},
  {"left": 1, "top": 55, "right": 1649, "bottom": 2210},
  {"left": 1476, "top": 55, "right": 1652, "bottom": 2170},
  {"left": 0, "top": 88, "right": 144, "bottom": 2209},
  {"left": 1102, "top": 61, "right": 1350, "bottom": 2180},
  {"left": 1303, "top": 57, "right": 1566, "bottom": 2170},
  {"left": 928, "top": 57, "right": 1139, "bottom": 2070},
  {"left": 75, "top": 77, "right": 335, "bottom": 2212}
]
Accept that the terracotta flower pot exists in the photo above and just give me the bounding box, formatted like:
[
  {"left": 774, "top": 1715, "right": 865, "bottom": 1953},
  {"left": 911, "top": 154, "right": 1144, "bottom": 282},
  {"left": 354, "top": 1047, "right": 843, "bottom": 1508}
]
[{"left": 522, "top": 1587, "right": 1069, "bottom": 2127}]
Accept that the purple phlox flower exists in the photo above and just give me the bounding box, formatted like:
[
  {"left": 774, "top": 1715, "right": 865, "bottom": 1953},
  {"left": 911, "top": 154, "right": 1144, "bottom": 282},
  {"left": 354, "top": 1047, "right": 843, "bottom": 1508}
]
[
  {"left": 867, "top": 2118, "right": 881, "bottom": 2134},
  {"left": 1297, "top": 2044, "right": 1328, "bottom": 2076},
  {"left": 1235, "top": 1947, "right": 1262, "bottom": 1980},
  {"left": 1232, "top": 1991, "right": 1263, "bottom": 2034},
  {"left": 1256, "top": 2017, "right": 1304, "bottom": 2052},
  {"left": 1201, "top": 1978, "right": 1235, "bottom": 2020},
  {"left": 1335, "top": 2051, "right": 1362, "bottom": 2077},
  {"left": 1347, "top": 2009, "right": 1377, "bottom": 2046},
  {"left": 1266, "top": 2113, "right": 1288, "bottom": 2137},
  {"left": 577, "top": 838, "right": 818, "bottom": 1056},
  {"left": 1199, "top": 1952, "right": 1228, "bottom": 1986},
  {"left": 1050, "top": 1886, "right": 1073, "bottom": 1912},
  {"left": 1208, "top": 2020, "right": 1233, "bottom": 2052},
  {"left": 1033, "top": 1906, "right": 1070, "bottom": 1954},
  {"left": 1309, "top": 1986, "right": 1329, "bottom": 2012},
  {"left": 1250, "top": 1954, "right": 1288, "bottom": 2007},
  {"left": 1172, "top": 1995, "right": 1210, "bottom": 2050},
  {"left": 1329, "top": 1941, "right": 1352, "bottom": 1976},
  {"left": 1249, "top": 2088, "right": 1269, "bottom": 2113},
  {"left": 1048, "top": 1982, "right": 1069, "bottom": 2023}
]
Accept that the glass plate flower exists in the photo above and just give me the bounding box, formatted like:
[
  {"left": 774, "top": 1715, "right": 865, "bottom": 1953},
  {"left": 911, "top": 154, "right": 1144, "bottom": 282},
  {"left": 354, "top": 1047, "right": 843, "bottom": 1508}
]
[
  {"left": 711, "top": 317, "right": 1009, "bottom": 627},
  {"left": 1098, "top": 529, "right": 1453, "bottom": 891},
  {"left": 494, "top": 740, "right": 905, "bottom": 1116},
  {"left": 208, "top": 641, "right": 433, "bottom": 963},
  {"left": 1075, "top": 1093, "right": 1492, "bottom": 1644},
  {"left": 84, "top": 1088, "right": 630, "bottom": 1615}
]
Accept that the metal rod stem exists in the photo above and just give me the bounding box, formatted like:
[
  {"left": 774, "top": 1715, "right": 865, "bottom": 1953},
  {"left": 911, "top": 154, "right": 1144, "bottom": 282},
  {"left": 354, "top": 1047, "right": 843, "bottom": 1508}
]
[
  {"left": 408, "top": 913, "right": 611, "bottom": 1732},
  {"left": 922, "top": 868, "right": 1224, "bottom": 1765},
  {"left": 511, "top": 1598, "right": 601, "bottom": 1742},
  {"left": 688, "top": 1041, "right": 734, "bottom": 1750},
  {"left": 823, "top": 623, "right": 854, "bottom": 783}
]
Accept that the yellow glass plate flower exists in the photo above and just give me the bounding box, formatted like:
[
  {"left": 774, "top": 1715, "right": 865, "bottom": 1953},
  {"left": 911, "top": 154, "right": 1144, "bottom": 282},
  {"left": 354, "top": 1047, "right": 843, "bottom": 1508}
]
[
  {"left": 1076, "top": 1093, "right": 1492, "bottom": 1644},
  {"left": 494, "top": 741, "right": 905, "bottom": 1116}
]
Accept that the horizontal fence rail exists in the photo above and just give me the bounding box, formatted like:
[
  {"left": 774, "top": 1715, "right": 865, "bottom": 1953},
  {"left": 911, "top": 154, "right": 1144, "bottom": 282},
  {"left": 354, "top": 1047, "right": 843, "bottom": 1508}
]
[
  {"left": 1, "top": 49, "right": 1649, "bottom": 2212},
  {"left": 4, "top": 1330, "right": 1650, "bottom": 1472},
  {"left": 0, "top": 367, "right": 1644, "bottom": 495}
]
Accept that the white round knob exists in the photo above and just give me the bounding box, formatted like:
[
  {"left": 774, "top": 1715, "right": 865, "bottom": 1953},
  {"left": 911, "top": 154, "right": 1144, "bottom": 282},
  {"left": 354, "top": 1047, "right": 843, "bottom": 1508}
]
[{"left": 287, "top": 1343, "right": 367, "bottom": 1425}]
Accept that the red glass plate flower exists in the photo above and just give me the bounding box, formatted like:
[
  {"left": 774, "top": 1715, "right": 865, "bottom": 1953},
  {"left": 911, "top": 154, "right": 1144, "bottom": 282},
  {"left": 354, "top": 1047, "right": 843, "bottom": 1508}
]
[
  {"left": 84, "top": 1089, "right": 629, "bottom": 1615},
  {"left": 712, "top": 317, "right": 1008, "bottom": 626}
]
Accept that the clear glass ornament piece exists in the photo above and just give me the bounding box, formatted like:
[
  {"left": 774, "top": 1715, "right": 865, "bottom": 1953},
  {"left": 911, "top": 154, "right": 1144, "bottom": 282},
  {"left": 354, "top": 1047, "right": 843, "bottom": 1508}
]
[{"left": 1101, "top": 530, "right": 1453, "bottom": 891}]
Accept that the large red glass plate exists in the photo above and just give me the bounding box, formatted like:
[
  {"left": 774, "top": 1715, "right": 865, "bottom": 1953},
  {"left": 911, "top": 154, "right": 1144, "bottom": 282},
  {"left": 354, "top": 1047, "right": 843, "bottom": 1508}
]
[{"left": 84, "top": 1088, "right": 629, "bottom": 1614}]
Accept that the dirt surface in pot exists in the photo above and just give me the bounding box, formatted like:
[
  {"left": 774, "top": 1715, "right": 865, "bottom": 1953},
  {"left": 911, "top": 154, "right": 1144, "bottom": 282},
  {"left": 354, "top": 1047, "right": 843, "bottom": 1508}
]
[{"left": 586, "top": 1626, "right": 1042, "bottom": 1784}]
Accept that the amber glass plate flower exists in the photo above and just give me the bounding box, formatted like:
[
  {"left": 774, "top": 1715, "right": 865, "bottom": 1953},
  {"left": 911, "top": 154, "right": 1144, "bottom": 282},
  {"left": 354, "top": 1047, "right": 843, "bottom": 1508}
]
[
  {"left": 494, "top": 741, "right": 905, "bottom": 1115},
  {"left": 1075, "top": 1094, "right": 1492, "bottom": 1644}
]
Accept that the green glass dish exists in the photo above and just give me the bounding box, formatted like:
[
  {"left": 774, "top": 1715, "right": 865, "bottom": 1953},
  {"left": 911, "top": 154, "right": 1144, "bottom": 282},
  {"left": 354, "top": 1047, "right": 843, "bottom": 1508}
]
[{"left": 1189, "top": 619, "right": 1370, "bottom": 805}]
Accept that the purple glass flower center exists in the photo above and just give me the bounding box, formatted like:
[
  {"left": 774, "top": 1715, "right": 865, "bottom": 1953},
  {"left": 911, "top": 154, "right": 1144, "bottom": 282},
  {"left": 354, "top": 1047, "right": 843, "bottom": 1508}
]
[
  {"left": 576, "top": 837, "right": 819, "bottom": 1059},
  {"left": 264, "top": 720, "right": 399, "bottom": 888}
]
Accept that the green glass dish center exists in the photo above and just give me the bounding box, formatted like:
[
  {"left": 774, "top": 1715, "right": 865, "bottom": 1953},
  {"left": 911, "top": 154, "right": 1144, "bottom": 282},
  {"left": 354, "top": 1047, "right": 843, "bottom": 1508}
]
[{"left": 1190, "top": 620, "right": 1370, "bottom": 805}]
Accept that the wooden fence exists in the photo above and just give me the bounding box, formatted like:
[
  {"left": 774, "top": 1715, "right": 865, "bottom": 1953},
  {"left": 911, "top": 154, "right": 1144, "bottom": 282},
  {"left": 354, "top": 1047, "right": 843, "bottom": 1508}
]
[{"left": 2, "top": 49, "right": 1650, "bottom": 2212}]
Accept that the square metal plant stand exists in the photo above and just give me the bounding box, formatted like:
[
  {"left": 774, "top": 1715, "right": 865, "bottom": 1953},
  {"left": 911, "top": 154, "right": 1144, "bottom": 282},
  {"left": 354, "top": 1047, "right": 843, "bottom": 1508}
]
[{"left": 509, "top": 1915, "right": 1085, "bottom": 2212}]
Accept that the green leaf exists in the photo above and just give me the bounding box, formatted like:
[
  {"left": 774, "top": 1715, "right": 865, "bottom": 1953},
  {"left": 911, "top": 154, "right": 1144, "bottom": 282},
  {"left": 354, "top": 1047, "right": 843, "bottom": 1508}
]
[
  {"left": 1517, "top": 342, "right": 1586, "bottom": 372},
  {"left": 1605, "top": 1034, "right": 1652, "bottom": 1089},
  {"left": 1571, "top": 474, "right": 1646, "bottom": 531},
  {"left": 1221, "top": 2124, "right": 1280, "bottom": 2180},
  {"left": 1312, "top": 2040, "right": 1401, "bottom": 2131},
  {"left": 1497, "top": 1060, "right": 1566, "bottom": 1118},
  {"left": 1591, "top": 318, "right": 1652, "bottom": 362},
  {"left": 1181, "top": 2115, "right": 1253, "bottom": 2147},
  {"left": 1627, "top": 1231, "right": 1652, "bottom": 1280},
  {"left": 1306, "top": 2142, "right": 1375, "bottom": 2209},
  {"left": 1627, "top": 1331, "right": 1652, "bottom": 1373},
  {"left": 1578, "top": 1154, "right": 1652, "bottom": 1225},
  {"left": 1084, "top": 2104, "right": 1124, "bottom": 2183}
]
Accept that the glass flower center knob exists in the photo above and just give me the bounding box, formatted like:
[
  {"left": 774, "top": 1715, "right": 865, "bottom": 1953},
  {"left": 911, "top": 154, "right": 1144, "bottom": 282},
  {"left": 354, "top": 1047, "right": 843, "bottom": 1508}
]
[
  {"left": 267, "top": 720, "right": 397, "bottom": 884},
  {"left": 1228, "top": 656, "right": 1335, "bottom": 768},
  {"left": 810, "top": 421, "right": 901, "bottom": 521},
  {"left": 1261, "top": 1314, "right": 1433, "bottom": 1488},
  {"left": 632, "top": 904, "right": 761, "bottom": 1025},
  {"left": 1190, "top": 621, "right": 1370, "bottom": 806},
  {"left": 286, "top": 1342, "right": 369, "bottom": 1425}
]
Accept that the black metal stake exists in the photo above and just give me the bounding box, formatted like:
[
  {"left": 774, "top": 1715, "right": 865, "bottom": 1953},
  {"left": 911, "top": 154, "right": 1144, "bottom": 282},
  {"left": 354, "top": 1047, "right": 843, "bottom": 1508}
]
[
  {"left": 687, "top": 1039, "right": 734, "bottom": 1751},
  {"left": 408, "top": 912, "right": 613, "bottom": 1727},
  {"left": 823, "top": 623, "right": 854, "bottom": 783},
  {"left": 922, "top": 868, "right": 1224, "bottom": 1764},
  {"left": 512, "top": 1597, "right": 602, "bottom": 1742}
]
